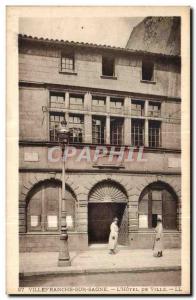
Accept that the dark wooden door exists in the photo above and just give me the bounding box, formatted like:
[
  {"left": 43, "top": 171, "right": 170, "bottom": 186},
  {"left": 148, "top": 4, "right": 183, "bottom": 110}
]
[
  {"left": 118, "top": 204, "right": 128, "bottom": 245},
  {"left": 88, "top": 203, "right": 128, "bottom": 244},
  {"left": 88, "top": 203, "right": 113, "bottom": 243},
  {"left": 162, "top": 190, "right": 177, "bottom": 229}
]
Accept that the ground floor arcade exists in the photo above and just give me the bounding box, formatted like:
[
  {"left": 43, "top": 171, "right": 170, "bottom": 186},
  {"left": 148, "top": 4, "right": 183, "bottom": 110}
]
[{"left": 19, "top": 172, "right": 181, "bottom": 252}]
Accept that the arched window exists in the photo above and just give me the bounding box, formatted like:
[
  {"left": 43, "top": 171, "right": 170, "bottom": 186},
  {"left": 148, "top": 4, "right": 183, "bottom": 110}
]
[
  {"left": 138, "top": 182, "right": 177, "bottom": 230},
  {"left": 27, "top": 180, "right": 76, "bottom": 232}
]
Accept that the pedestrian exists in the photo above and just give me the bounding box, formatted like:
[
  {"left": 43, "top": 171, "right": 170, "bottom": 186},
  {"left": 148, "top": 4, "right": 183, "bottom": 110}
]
[
  {"left": 108, "top": 217, "right": 119, "bottom": 254},
  {"left": 153, "top": 217, "right": 163, "bottom": 257}
]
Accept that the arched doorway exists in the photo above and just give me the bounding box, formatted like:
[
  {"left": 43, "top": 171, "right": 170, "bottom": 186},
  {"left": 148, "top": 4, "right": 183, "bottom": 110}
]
[
  {"left": 138, "top": 181, "right": 178, "bottom": 230},
  {"left": 88, "top": 180, "right": 128, "bottom": 245}
]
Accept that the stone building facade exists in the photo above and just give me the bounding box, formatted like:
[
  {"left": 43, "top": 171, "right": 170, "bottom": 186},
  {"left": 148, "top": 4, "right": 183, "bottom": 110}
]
[{"left": 19, "top": 32, "right": 181, "bottom": 252}]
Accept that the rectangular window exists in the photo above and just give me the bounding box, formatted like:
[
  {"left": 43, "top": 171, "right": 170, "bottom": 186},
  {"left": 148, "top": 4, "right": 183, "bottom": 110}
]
[
  {"left": 47, "top": 215, "right": 58, "bottom": 229},
  {"left": 69, "top": 114, "right": 84, "bottom": 143},
  {"left": 69, "top": 94, "right": 84, "bottom": 110},
  {"left": 102, "top": 56, "right": 115, "bottom": 77},
  {"left": 92, "top": 117, "right": 106, "bottom": 144},
  {"left": 49, "top": 112, "right": 65, "bottom": 142},
  {"left": 110, "top": 98, "right": 123, "bottom": 114},
  {"left": 50, "top": 92, "right": 65, "bottom": 108},
  {"left": 142, "top": 60, "right": 154, "bottom": 81},
  {"left": 148, "top": 101, "right": 161, "bottom": 117},
  {"left": 131, "top": 100, "right": 144, "bottom": 116},
  {"left": 149, "top": 121, "right": 161, "bottom": 148},
  {"left": 61, "top": 53, "right": 74, "bottom": 72},
  {"left": 131, "top": 119, "right": 144, "bottom": 146},
  {"left": 30, "top": 215, "right": 39, "bottom": 227},
  {"left": 110, "top": 118, "right": 124, "bottom": 145},
  {"left": 139, "top": 214, "right": 148, "bottom": 228},
  {"left": 92, "top": 96, "right": 106, "bottom": 112}
]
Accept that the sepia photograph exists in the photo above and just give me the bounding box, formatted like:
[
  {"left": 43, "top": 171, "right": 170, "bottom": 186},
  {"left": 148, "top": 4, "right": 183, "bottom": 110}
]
[{"left": 6, "top": 6, "right": 190, "bottom": 295}]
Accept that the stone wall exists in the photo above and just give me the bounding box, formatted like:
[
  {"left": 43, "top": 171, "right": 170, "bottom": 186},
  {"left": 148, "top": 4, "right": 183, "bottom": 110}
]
[
  {"left": 19, "top": 43, "right": 181, "bottom": 98},
  {"left": 19, "top": 85, "right": 181, "bottom": 149},
  {"left": 19, "top": 171, "right": 181, "bottom": 251}
]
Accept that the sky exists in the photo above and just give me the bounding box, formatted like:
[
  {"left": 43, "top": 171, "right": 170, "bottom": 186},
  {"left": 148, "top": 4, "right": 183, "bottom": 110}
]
[{"left": 19, "top": 17, "right": 143, "bottom": 48}]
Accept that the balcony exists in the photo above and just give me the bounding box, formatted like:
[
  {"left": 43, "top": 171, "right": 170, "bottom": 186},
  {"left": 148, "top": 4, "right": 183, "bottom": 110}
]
[
  {"left": 148, "top": 110, "right": 161, "bottom": 118},
  {"left": 110, "top": 106, "right": 123, "bottom": 115},
  {"left": 92, "top": 105, "right": 106, "bottom": 113},
  {"left": 69, "top": 103, "right": 84, "bottom": 111},
  {"left": 131, "top": 108, "right": 144, "bottom": 117},
  {"left": 50, "top": 101, "right": 65, "bottom": 109}
]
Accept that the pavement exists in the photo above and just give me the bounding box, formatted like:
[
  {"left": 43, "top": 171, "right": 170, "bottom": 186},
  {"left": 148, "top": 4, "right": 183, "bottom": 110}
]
[{"left": 19, "top": 247, "right": 181, "bottom": 277}]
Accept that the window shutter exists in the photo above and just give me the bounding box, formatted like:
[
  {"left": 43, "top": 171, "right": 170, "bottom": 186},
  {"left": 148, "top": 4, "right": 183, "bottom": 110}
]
[
  {"left": 45, "top": 183, "right": 59, "bottom": 231},
  {"left": 162, "top": 189, "right": 177, "bottom": 229},
  {"left": 27, "top": 187, "right": 42, "bottom": 231}
]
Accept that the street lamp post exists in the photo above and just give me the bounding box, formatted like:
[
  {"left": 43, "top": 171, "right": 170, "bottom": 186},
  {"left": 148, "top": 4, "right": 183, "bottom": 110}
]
[{"left": 57, "top": 120, "right": 71, "bottom": 267}]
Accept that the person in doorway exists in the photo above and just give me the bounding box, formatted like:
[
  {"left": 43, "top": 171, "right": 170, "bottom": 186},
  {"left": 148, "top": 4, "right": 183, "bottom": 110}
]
[
  {"left": 108, "top": 217, "right": 119, "bottom": 254},
  {"left": 153, "top": 217, "right": 164, "bottom": 257}
]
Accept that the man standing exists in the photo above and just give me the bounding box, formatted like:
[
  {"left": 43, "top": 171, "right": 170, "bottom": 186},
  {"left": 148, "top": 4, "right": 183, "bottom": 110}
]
[
  {"left": 108, "top": 217, "right": 119, "bottom": 254},
  {"left": 153, "top": 217, "right": 164, "bottom": 257}
]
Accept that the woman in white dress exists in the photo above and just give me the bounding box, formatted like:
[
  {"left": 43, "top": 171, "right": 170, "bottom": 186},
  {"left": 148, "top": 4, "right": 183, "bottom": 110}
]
[
  {"left": 108, "top": 217, "right": 119, "bottom": 254},
  {"left": 153, "top": 218, "right": 164, "bottom": 257}
]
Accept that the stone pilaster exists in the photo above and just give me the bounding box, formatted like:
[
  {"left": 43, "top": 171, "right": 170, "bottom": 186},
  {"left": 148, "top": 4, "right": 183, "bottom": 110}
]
[
  {"left": 124, "top": 97, "right": 131, "bottom": 116},
  {"left": 84, "top": 114, "right": 92, "bottom": 143},
  {"left": 19, "top": 200, "right": 26, "bottom": 233},
  {"left": 106, "top": 96, "right": 110, "bottom": 113},
  {"left": 145, "top": 119, "right": 149, "bottom": 147},
  {"left": 84, "top": 92, "right": 92, "bottom": 111},
  {"left": 124, "top": 117, "right": 132, "bottom": 146},
  {"left": 65, "top": 91, "right": 69, "bottom": 109},
  {"left": 128, "top": 195, "right": 139, "bottom": 232},
  {"left": 76, "top": 202, "right": 88, "bottom": 233},
  {"left": 106, "top": 115, "right": 110, "bottom": 144}
]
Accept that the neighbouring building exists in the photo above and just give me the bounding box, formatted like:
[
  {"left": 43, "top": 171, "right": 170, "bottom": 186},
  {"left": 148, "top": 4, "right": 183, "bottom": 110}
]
[{"left": 19, "top": 17, "right": 181, "bottom": 252}]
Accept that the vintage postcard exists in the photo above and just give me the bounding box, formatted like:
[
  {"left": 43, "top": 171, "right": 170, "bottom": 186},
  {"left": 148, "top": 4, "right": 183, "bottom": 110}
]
[{"left": 6, "top": 6, "right": 191, "bottom": 295}]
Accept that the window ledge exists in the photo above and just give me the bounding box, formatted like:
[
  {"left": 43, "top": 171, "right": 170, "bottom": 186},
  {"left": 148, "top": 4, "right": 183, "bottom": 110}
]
[
  {"left": 100, "top": 75, "right": 117, "bottom": 80},
  {"left": 59, "top": 71, "right": 78, "bottom": 75},
  {"left": 140, "top": 79, "right": 156, "bottom": 84}
]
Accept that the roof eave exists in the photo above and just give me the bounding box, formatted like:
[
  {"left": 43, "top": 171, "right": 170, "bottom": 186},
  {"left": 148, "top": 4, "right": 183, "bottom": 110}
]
[{"left": 18, "top": 34, "right": 181, "bottom": 60}]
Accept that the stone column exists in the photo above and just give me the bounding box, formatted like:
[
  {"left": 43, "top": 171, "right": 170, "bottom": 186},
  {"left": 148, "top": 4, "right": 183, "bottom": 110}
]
[
  {"left": 65, "top": 93, "right": 69, "bottom": 137},
  {"left": 106, "top": 115, "right": 110, "bottom": 144},
  {"left": 128, "top": 195, "right": 139, "bottom": 233},
  {"left": 124, "top": 97, "right": 131, "bottom": 116},
  {"left": 77, "top": 203, "right": 88, "bottom": 233},
  {"left": 65, "top": 92, "right": 69, "bottom": 110},
  {"left": 144, "top": 99, "right": 148, "bottom": 117},
  {"left": 84, "top": 114, "right": 92, "bottom": 144},
  {"left": 65, "top": 112, "right": 69, "bottom": 125},
  {"left": 84, "top": 92, "right": 92, "bottom": 112},
  {"left": 76, "top": 200, "right": 88, "bottom": 249},
  {"left": 144, "top": 99, "right": 149, "bottom": 147},
  {"left": 124, "top": 117, "right": 132, "bottom": 146},
  {"left": 145, "top": 119, "right": 149, "bottom": 147},
  {"left": 106, "top": 96, "right": 110, "bottom": 113},
  {"left": 161, "top": 100, "right": 165, "bottom": 118}
]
